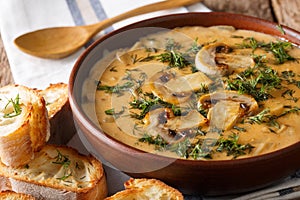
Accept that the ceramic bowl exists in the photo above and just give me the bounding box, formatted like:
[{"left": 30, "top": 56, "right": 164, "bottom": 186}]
[{"left": 69, "top": 12, "right": 300, "bottom": 195}]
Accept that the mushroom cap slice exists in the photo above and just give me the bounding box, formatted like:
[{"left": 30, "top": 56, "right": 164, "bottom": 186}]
[
  {"left": 149, "top": 70, "right": 191, "bottom": 105},
  {"left": 165, "top": 110, "right": 207, "bottom": 131},
  {"left": 199, "top": 90, "right": 259, "bottom": 116},
  {"left": 207, "top": 100, "right": 243, "bottom": 131},
  {"left": 164, "top": 71, "right": 212, "bottom": 94},
  {"left": 143, "top": 108, "right": 207, "bottom": 143},
  {"left": 195, "top": 43, "right": 255, "bottom": 76},
  {"left": 150, "top": 70, "right": 212, "bottom": 105}
]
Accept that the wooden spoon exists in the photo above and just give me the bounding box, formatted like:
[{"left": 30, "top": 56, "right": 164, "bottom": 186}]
[{"left": 14, "top": 0, "right": 200, "bottom": 59}]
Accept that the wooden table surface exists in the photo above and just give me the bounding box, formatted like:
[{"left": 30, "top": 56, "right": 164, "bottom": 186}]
[{"left": 1, "top": 0, "right": 299, "bottom": 87}]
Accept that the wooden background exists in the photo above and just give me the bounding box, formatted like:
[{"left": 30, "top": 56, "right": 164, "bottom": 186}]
[{"left": 1, "top": 0, "right": 299, "bottom": 87}]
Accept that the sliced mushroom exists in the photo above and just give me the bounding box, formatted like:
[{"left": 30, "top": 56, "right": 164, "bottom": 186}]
[
  {"left": 143, "top": 108, "right": 207, "bottom": 143},
  {"left": 195, "top": 43, "right": 255, "bottom": 76},
  {"left": 199, "top": 90, "right": 258, "bottom": 116},
  {"left": 199, "top": 90, "right": 259, "bottom": 131},
  {"left": 150, "top": 70, "right": 212, "bottom": 104},
  {"left": 150, "top": 71, "right": 188, "bottom": 105},
  {"left": 142, "top": 108, "right": 175, "bottom": 142},
  {"left": 165, "top": 110, "right": 207, "bottom": 131},
  {"left": 164, "top": 71, "right": 212, "bottom": 94},
  {"left": 207, "top": 100, "right": 243, "bottom": 131}
]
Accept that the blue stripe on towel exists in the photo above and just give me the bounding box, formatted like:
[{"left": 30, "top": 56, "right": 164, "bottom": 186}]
[
  {"left": 89, "top": 0, "right": 114, "bottom": 33},
  {"left": 65, "top": 0, "right": 85, "bottom": 26},
  {"left": 66, "top": 0, "right": 95, "bottom": 48}
]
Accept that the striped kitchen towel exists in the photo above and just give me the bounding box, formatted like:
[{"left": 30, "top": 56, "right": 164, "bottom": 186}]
[{"left": 0, "top": 0, "right": 210, "bottom": 89}]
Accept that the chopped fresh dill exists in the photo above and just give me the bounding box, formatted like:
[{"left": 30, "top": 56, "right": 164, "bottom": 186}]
[
  {"left": 246, "top": 108, "right": 272, "bottom": 124},
  {"left": 281, "top": 89, "right": 298, "bottom": 102},
  {"left": 216, "top": 134, "right": 254, "bottom": 158},
  {"left": 97, "top": 81, "right": 134, "bottom": 95},
  {"left": 246, "top": 106, "right": 300, "bottom": 128},
  {"left": 131, "top": 54, "right": 158, "bottom": 64},
  {"left": 138, "top": 54, "right": 157, "bottom": 62},
  {"left": 52, "top": 149, "right": 71, "bottom": 168},
  {"left": 52, "top": 150, "right": 71, "bottom": 169},
  {"left": 188, "top": 142, "right": 212, "bottom": 160},
  {"left": 131, "top": 54, "right": 141, "bottom": 64},
  {"left": 281, "top": 70, "right": 300, "bottom": 89},
  {"left": 104, "top": 107, "right": 126, "bottom": 118},
  {"left": 187, "top": 37, "right": 202, "bottom": 54},
  {"left": 281, "top": 70, "right": 296, "bottom": 79},
  {"left": 233, "top": 126, "right": 246, "bottom": 132},
  {"left": 57, "top": 173, "right": 72, "bottom": 181},
  {"left": 167, "top": 138, "right": 192, "bottom": 158},
  {"left": 3, "top": 94, "right": 22, "bottom": 118},
  {"left": 226, "top": 57, "right": 282, "bottom": 101},
  {"left": 122, "top": 69, "right": 147, "bottom": 89},
  {"left": 53, "top": 150, "right": 75, "bottom": 182},
  {"left": 239, "top": 37, "right": 295, "bottom": 64},
  {"left": 156, "top": 50, "right": 190, "bottom": 69},
  {"left": 138, "top": 134, "right": 168, "bottom": 150},
  {"left": 129, "top": 92, "right": 181, "bottom": 120},
  {"left": 165, "top": 38, "right": 182, "bottom": 51},
  {"left": 104, "top": 108, "right": 115, "bottom": 115},
  {"left": 138, "top": 133, "right": 253, "bottom": 159},
  {"left": 276, "top": 24, "right": 285, "bottom": 35},
  {"left": 231, "top": 35, "right": 244, "bottom": 39},
  {"left": 278, "top": 106, "right": 300, "bottom": 117}
]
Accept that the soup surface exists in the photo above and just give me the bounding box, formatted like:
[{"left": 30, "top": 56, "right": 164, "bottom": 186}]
[{"left": 92, "top": 26, "right": 300, "bottom": 160}]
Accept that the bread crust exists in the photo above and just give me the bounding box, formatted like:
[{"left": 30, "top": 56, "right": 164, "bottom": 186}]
[
  {"left": 105, "top": 178, "right": 184, "bottom": 200},
  {"left": 0, "top": 191, "right": 36, "bottom": 200},
  {"left": 0, "top": 84, "right": 49, "bottom": 167},
  {"left": 0, "top": 145, "right": 108, "bottom": 200},
  {"left": 38, "top": 83, "right": 76, "bottom": 145}
]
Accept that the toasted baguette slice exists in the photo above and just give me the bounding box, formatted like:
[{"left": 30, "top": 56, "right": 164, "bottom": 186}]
[
  {"left": 0, "top": 84, "right": 50, "bottom": 167},
  {"left": 105, "top": 178, "right": 184, "bottom": 200},
  {"left": 0, "top": 145, "right": 107, "bottom": 200},
  {"left": 38, "top": 83, "right": 76, "bottom": 145},
  {"left": 0, "top": 191, "right": 35, "bottom": 200}
]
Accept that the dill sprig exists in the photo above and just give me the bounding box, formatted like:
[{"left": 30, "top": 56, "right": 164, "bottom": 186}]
[
  {"left": 276, "top": 24, "right": 286, "bottom": 35},
  {"left": 97, "top": 81, "right": 134, "bottom": 95},
  {"left": 52, "top": 150, "right": 71, "bottom": 169},
  {"left": 239, "top": 37, "right": 295, "bottom": 64},
  {"left": 187, "top": 37, "right": 202, "bottom": 54},
  {"left": 226, "top": 59, "right": 282, "bottom": 101},
  {"left": 281, "top": 70, "right": 300, "bottom": 89},
  {"left": 139, "top": 133, "right": 253, "bottom": 159},
  {"left": 246, "top": 108, "right": 272, "bottom": 124},
  {"left": 3, "top": 94, "right": 22, "bottom": 118},
  {"left": 216, "top": 134, "right": 254, "bottom": 158},
  {"left": 138, "top": 134, "right": 168, "bottom": 151},
  {"left": 156, "top": 50, "right": 190, "bottom": 69},
  {"left": 52, "top": 150, "right": 74, "bottom": 182},
  {"left": 281, "top": 89, "right": 298, "bottom": 102},
  {"left": 188, "top": 143, "right": 213, "bottom": 160},
  {"left": 129, "top": 93, "right": 181, "bottom": 120},
  {"left": 246, "top": 106, "right": 300, "bottom": 128},
  {"left": 104, "top": 107, "right": 126, "bottom": 119},
  {"left": 165, "top": 38, "right": 182, "bottom": 51}
]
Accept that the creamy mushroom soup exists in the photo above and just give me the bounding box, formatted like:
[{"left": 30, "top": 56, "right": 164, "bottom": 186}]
[{"left": 92, "top": 26, "right": 300, "bottom": 160}]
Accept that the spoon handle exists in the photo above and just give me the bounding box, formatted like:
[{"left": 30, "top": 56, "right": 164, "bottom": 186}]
[{"left": 85, "top": 0, "right": 201, "bottom": 38}]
